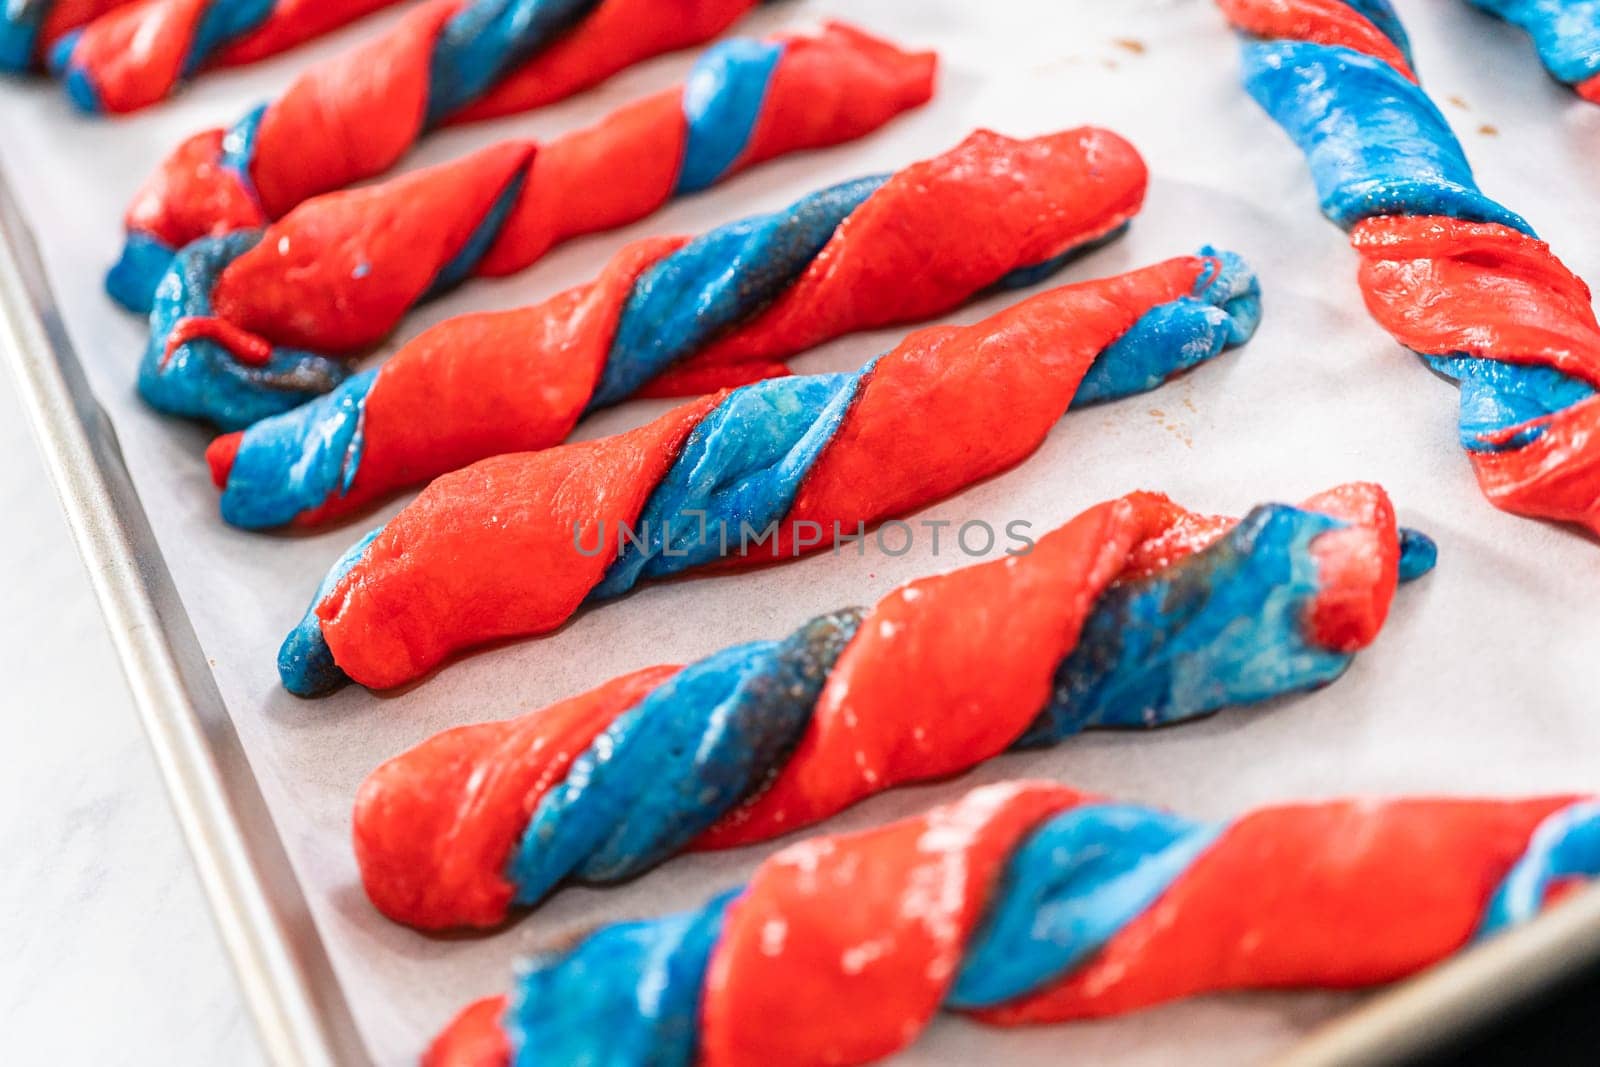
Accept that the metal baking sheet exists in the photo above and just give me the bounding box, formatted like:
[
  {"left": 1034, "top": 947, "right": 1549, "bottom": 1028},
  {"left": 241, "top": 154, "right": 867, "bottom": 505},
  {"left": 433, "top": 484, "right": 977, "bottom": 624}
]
[{"left": 3, "top": 1, "right": 1600, "bottom": 1064}]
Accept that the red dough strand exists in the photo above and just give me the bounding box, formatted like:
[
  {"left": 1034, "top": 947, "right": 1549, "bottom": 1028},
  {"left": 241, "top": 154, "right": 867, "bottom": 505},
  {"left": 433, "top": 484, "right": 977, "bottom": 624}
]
[
  {"left": 1353, "top": 216, "right": 1600, "bottom": 533},
  {"left": 976, "top": 796, "right": 1574, "bottom": 1024},
  {"left": 1214, "top": 0, "right": 1415, "bottom": 81},
  {"left": 318, "top": 396, "right": 720, "bottom": 689}
]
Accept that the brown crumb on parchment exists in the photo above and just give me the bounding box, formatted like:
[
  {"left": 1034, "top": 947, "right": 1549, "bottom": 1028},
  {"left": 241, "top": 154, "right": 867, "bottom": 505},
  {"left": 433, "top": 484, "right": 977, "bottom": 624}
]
[
  {"left": 1478, "top": 124, "right": 1499, "bottom": 136},
  {"left": 1448, "top": 94, "right": 1471, "bottom": 110},
  {"left": 1114, "top": 38, "right": 1147, "bottom": 55}
]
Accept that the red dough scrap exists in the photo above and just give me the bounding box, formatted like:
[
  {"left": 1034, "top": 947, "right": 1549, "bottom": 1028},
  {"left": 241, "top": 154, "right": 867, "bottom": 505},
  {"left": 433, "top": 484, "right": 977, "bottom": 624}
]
[
  {"left": 354, "top": 666, "right": 678, "bottom": 929},
  {"left": 1353, "top": 215, "right": 1600, "bottom": 533}
]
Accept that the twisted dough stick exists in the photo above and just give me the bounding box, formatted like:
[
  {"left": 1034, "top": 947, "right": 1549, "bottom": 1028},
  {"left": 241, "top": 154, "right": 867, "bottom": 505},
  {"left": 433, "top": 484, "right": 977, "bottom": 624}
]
[
  {"left": 48, "top": 0, "right": 402, "bottom": 113},
  {"left": 1218, "top": 0, "right": 1600, "bottom": 534},
  {"left": 355, "top": 482, "right": 1435, "bottom": 931},
  {"left": 0, "top": 0, "right": 131, "bottom": 70},
  {"left": 426, "top": 782, "right": 1600, "bottom": 1067},
  {"left": 276, "top": 249, "right": 1261, "bottom": 696},
  {"left": 1465, "top": 0, "right": 1600, "bottom": 103},
  {"left": 138, "top": 22, "right": 935, "bottom": 429},
  {"left": 204, "top": 127, "right": 1148, "bottom": 529},
  {"left": 107, "top": 0, "right": 769, "bottom": 312}
]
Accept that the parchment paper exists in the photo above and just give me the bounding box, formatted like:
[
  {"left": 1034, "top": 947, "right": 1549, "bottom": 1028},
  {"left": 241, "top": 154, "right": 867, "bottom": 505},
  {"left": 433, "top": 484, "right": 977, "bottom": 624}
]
[{"left": 4, "top": 1, "right": 1599, "bottom": 1062}]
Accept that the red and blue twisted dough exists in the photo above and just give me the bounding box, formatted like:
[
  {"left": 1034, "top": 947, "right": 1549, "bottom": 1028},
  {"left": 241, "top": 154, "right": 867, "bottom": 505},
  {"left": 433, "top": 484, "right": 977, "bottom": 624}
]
[
  {"left": 354, "top": 481, "right": 1435, "bottom": 931},
  {"left": 202, "top": 127, "right": 1148, "bottom": 529},
  {"left": 107, "top": 0, "right": 773, "bottom": 312},
  {"left": 136, "top": 22, "right": 935, "bottom": 430},
  {"left": 0, "top": 0, "right": 133, "bottom": 71},
  {"left": 276, "top": 249, "right": 1262, "bottom": 696},
  {"left": 424, "top": 781, "right": 1600, "bottom": 1067},
  {"left": 1219, "top": 0, "right": 1600, "bottom": 535},
  {"left": 46, "top": 0, "right": 403, "bottom": 114},
  {"left": 1464, "top": 1, "right": 1600, "bottom": 103}
]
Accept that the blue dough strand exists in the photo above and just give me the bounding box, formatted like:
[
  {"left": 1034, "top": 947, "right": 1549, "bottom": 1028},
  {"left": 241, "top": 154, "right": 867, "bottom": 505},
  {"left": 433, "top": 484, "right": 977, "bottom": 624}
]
[
  {"left": 1467, "top": 0, "right": 1600, "bottom": 86},
  {"left": 674, "top": 37, "right": 784, "bottom": 193},
  {"left": 506, "top": 890, "right": 736, "bottom": 1067},
  {"left": 590, "top": 368, "right": 870, "bottom": 600},
  {"left": 0, "top": 0, "right": 41, "bottom": 71},
  {"left": 1241, "top": 40, "right": 1533, "bottom": 233},
  {"left": 589, "top": 175, "right": 887, "bottom": 409},
  {"left": 424, "top": 0, "right": 601, "bottom": 125},
  {"left": 1019, "top": 505, "right": 1356, "bottom": 747},
  {"left": 277, "top": 527, "right": 377, "bottom": 697},
  {"left": 1426, "top": 355, "right": 1597, "bottom": 452},
  {"left": 948, "top": 805, "right": 1223, "bottom": 1008},
  {"left": 1073, "top": 248, "right": 1261, "bottom": 407},
  {"left": 219, "top": 370, "right": 377, "bottom": 529},
  {"left": 505, "top": 611, "right": 862, "bottom": 902}
]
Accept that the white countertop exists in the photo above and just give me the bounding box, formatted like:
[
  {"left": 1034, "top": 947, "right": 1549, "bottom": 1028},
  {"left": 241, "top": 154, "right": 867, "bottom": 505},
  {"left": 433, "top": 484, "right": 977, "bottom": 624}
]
[{"left": 0, "top": 371, "right": 264, "bottom": 1066}]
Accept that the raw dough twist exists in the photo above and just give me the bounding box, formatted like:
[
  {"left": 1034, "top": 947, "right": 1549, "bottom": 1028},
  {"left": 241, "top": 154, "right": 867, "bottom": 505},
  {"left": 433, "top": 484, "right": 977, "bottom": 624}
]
[
  {"left": 276, "top": 249, "right": 1261, "bottom": 695},
  {"left": 48, "top": 0, "right": 401, "bottom": 113},
  {"left": 353, "top": 482, "right": 1434, "bottom": 930},
  {"left": 203, "top": 128, "right": 1147, "bottom": 529},
  {"left": 105, "top": 0, "right": 769, "bottom": 311},
  {"left": 136, "top": 22, "right": 935, "bottom": 428},
  {"left": 1220, "top": 0, "right": 1600, "bottom": 534},
  {"left": 427, "top": 782, "right": 1600, "bottom": 1067}
]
